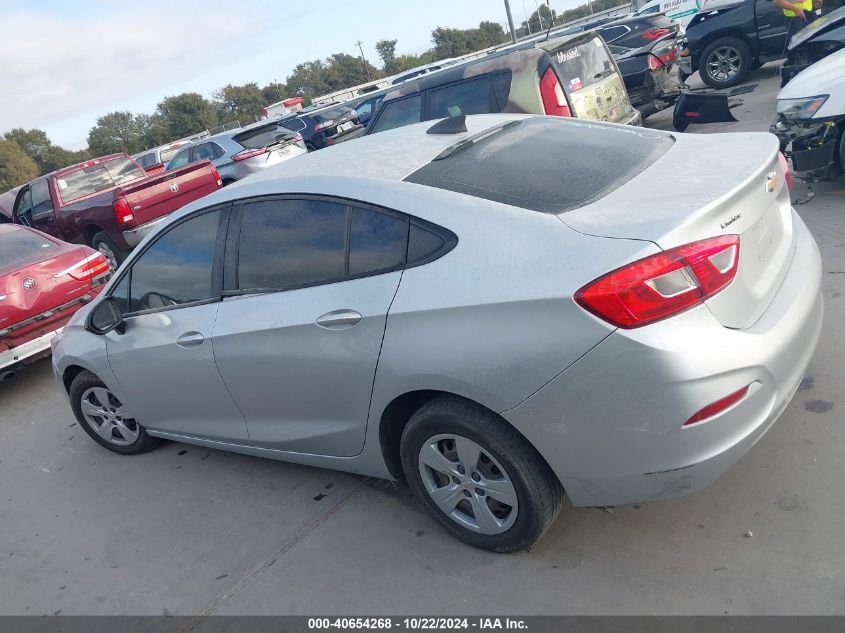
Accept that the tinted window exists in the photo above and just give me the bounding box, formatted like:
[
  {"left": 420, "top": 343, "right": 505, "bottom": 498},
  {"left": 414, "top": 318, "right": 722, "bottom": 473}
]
[
  {"left": 30, "top": 181, "right": 53, "bottom": 218},
  {"left": 160, "top": 145, "right": 185, "bottom": 164},
  {"left": 408, "top": 224, "right": 446, "bottom": 264},
  {"left": 0, "top": 229, "right": 56, "bottom": 274},
  {"left": 349, "top": 207, "right": 408, "bottom": 276},
  {"left": 233, "top": 123, "right": 293, "bottom": 149},
  {"left": 491, "top": 72, "right": 512, "bottom": 107},
  {"left": 404, "top": 117, "right": 674, "bottom": 214},
  {"left": 166, "top": 148, "right": 191, "bottom": 171},
  {"left": 128, "top": 210, "right": 221, "bottom": 312},
  {"left": 192, "top": 143, "right": 216, "bottom": 162},
  {"left": 314, "top": 106, "right": 352, "bottom": 123},
  {"left": 14, "top": 189, "right": 33, "bottom": 225},
  {"left": 110, "top": 274, "right": 130, "bottom": 315},
  {"left": 135, "top": 153, "right": 157, "bottom": 168},
  {"left": 428, "top": 77, "right": 497, "bottom": 119},
  {"left": 237, "top": 199, "right": 347, "bottom": 290},
  {"left": 599, "top": 25, "right": 630, "bottom": 42},
  {"left": 370, "top": 95, "right": 423, "bottom": 134},
  {"left": 280, "top": 118, "right": 306, "bottom": 132},
  {"left": 550, "top": 36, "right": 617, "bottom": 92},
  {"left": 56, "top": 158, "right": 145, "bottom": 204}
]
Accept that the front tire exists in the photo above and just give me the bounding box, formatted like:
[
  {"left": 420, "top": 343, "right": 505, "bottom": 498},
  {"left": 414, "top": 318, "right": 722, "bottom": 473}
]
[
  {"left": 699, "top": 37, "right": 752, "bottom": 89},
  {"left": 69, "top": 371, "right": 160, "bottom": 455},
  {"left": 400, "top": 396, "right": 563, "bottom": 552},
  {"left": 91, "top": 232, "right": 128, "bottom": 270}
]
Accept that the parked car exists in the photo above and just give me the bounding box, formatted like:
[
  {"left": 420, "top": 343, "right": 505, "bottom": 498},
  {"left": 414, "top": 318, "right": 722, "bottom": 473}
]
[
  {"left": 610, "top": 35, "right": 681, "bottom": 118},
  {"left": 771, "top": 46, "right": 845, "bottom": 181},
  {"left": 678, "top": 0, "right": 791, "bottom": 88},
  {"left": 1, "top": 224, "right": 109, "bottom": 374},
  {"left": 132, "top": 141, "right": 190, "bottom": 174},
  {"left": 7, "top": 153, "right": 222, "bottom": 269},
  {"left": 551, "top": 12, "right": 680, "bottom": 48},
  {"left": 635, "top": 0, "right": 702, "bottom": 30},
  {"left": 165, "top": 120, "right": 306, "bottom": 185},
  {"left": 344, "top": 89, "right": 389, "bottom": 127},
  {"left": 367, "top": 31, "right": 641, "bottom": 136},
  {"left": 781, "top": 5, "right": 845, "bottom": 85},
  {"left": 52, "top": 113, "right": 821, "bottom": 552},
  {"left": 277, "top": 105, "right": 365, "bottom": 150}
]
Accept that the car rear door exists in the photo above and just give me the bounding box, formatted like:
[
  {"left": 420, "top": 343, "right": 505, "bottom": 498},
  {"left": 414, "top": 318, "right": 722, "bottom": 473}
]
[
  {"left": 103, "top": 204, "right": 249, "bottom": 441},
  {"left": 211, "top": 196, "right": 408, "bottom": 457}
]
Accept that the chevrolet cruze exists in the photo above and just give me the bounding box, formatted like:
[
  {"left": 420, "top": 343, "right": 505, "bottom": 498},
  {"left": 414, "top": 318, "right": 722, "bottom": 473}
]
[{"left": 52, "top": 114, "right": 823, "bottom": 552}]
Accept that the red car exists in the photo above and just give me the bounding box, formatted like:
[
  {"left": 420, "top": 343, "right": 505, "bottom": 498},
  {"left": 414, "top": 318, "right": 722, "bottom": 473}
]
[{"left": 0, "top": 224, "right": 109, "bottom": 374}]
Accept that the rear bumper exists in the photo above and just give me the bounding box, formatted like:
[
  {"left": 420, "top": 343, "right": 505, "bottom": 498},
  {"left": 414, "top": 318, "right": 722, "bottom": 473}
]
[
  {"left": 503, "top": 211, "right": 823, "bottom": 507},
  {"left": 122, "top": 214, "right": 172, "bottom": 248},
  {"left": 0, "top": 328, "right": 63, "bottom": 370}
]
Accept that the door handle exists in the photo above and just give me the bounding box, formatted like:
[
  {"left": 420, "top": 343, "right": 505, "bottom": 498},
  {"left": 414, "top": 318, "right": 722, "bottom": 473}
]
[
  {"left": 176, "top": 331, "right": 205, "bottom": 348},
  {"left": 315, "top": 309, "right": 362, "bottom": 330}
]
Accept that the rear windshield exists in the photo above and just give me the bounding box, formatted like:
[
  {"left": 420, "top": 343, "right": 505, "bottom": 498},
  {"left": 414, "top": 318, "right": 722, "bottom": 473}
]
[
  {"left": 0, "top": 230, "right": 57, "bottom": 274},
  {"left": 314, "top": 107, "right": 351, "bottom": 123},
  {"left": 403, "top": 117, "right": 673, "bottom": 214},
  {"left": 550, "top": 36, "right": 616, "bottom": 93},
  {"left": 233, "top": 123, "right": 293, "bottom": 149},
  {"left": 56, "top": 158, "right": 145, "bottom": 204}
]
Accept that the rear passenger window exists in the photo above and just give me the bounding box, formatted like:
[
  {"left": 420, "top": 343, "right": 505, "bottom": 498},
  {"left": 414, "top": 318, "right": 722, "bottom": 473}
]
[
  {"left": 428, "top": 77, "right": 497, "bottom": 119},
  {"left": 237, "top": 199, "right": 347, "bottom": 290},
  {"left": 128, "top": 210, "right": 221, "bottom": 312},
  {"left": 371, "top": 95, "right": 422, "bottom": 133},
  {"left": 349, "top": 207, "right": 408, "bottom": 276}
]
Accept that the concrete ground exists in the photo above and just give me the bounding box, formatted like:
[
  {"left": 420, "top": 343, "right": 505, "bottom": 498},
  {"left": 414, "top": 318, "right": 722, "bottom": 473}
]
[{"left": 1, "top": 65, "right": 844, "bottom": 617}]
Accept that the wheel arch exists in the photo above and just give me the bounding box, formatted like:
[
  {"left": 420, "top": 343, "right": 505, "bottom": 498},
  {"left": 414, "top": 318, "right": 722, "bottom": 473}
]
[
  {"left": 82, "top": 224, "right": 104, "bottom": 246},
  {"left": 377, "top": 389, "right": 560, "bottom": 487},
  {"left": 62, "top": 364, "right": 89, "bottom": 394}
]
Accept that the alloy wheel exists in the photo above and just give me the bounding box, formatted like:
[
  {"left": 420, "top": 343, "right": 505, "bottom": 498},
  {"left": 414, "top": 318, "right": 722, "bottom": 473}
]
[
  {"left": 417, "top": 433, "right": 518, "bottom": 534},
  {"left": 79, "top": 387, "right": 139, "bottom": 446},
  {"left": 706, "top": 46, "right": 741, "bottom": 82}
]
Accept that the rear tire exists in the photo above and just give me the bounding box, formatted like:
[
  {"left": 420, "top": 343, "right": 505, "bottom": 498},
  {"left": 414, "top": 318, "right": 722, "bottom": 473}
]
[
  {"left": 699, "top": 37, "right": 752, "bottom": 89},
  {"left": 70, "top": 371, "right": 160, "bottom": 455},
  {"left": 400, "top": 396, "right": 563, "bottom": 552},
  {"left": 92, "top": 232, "right": 128, "bottom": 270}
]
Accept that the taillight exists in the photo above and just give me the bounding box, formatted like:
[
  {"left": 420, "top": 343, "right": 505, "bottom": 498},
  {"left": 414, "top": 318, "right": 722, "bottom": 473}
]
[
  {"left": 648, "top": 54, "right": 664, "bottom": 70},
  {"left": 232, "top": 147, "right": 268, "bottom": 161},
  {"left": 55, "top": 253, "right": 110, "bottom": 281},
  {"left": 540, "top": 67, "right": 572, "bottom": 117},
  {"left": 778, "top": 151, "right": 794, "bottom": 192},
  {"left": 684, "top": 385, "right": 750, "bottom": 426},
  {"left": 294, "top": 132, "right": 304, "bottom": 143},
  {"left": 648, "top": 48, "right": 676, "bottom": 69},
  {"left": 210, "top": 164, "right": 222, "bottom": 187},
  {"left": 113, "top": 195, "right": 134, "bottom": 225},
  {"left": 575, "top": 235, "right": 740, "bottom": 328},
  {"left": 314, "top": 119, "right": 336, "bottom": 132},
  {"left": 642, "top": 27, "right": 671, "bottom": 40}
]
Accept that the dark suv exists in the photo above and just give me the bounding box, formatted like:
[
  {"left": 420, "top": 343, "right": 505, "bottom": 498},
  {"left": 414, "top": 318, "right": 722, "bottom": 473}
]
[{"left": 278, "top": 105, "right": 364, "bottom": 151}]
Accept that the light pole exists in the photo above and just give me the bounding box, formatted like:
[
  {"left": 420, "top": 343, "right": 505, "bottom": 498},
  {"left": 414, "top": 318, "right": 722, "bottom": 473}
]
[
  {"left": 503, "top": 0, "right": 518, "bottom": 43},
  {"left": 521, "top": 0, "right": 532, "bottom": 34},
  {"left": 534, "top": 0, "right": 544, "bottom": 30}
]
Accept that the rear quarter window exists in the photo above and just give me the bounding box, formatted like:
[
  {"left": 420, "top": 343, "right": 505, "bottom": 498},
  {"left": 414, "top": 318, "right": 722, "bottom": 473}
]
[{"left": 403, "top": 117, "right": 673, "bottom": 214}]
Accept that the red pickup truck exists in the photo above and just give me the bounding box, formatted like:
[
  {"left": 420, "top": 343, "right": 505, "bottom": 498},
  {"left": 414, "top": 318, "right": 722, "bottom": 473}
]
[{"left": 5, "top": 153, "right": 222, "bottom": 267}]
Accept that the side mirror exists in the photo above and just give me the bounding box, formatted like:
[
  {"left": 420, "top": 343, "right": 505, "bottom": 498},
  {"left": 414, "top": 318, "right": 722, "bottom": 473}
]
[{"left": 88, "top": 297, "right": 125, "bottom": 335}]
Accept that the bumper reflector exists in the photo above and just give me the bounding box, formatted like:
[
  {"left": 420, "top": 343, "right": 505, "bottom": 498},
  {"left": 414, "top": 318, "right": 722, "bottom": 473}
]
[{"left": 684, "top": 385, "right": 750, "bottom": 427}]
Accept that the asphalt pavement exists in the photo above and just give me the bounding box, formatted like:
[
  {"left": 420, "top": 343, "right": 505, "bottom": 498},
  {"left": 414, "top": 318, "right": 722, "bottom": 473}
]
[{"left": 1, "top": 65, "right": 844, "bottom": 617}]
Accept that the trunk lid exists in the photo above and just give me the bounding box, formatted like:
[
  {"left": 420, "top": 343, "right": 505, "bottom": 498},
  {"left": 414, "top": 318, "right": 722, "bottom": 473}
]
[
  {"left": 561, "top": 132, "right": 793, "bottom": 329},
  {"left": 0, "top": 227, "right": 95, "bottom": 345},
  {"left": 120, "top": 160, "right": 220, "bottom": 226}
]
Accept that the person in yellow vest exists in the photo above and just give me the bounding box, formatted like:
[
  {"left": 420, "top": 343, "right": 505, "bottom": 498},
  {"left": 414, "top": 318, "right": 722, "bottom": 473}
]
[{"left": 774, "top": 0, "right": 814, "bottom": 44}]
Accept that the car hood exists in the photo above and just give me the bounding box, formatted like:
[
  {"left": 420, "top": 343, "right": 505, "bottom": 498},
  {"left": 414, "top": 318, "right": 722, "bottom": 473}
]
[
  {"left": 789, "top": 5, "right": 845, "bottom": 49},
  {"left": 778, "top": 47, "right": 845, "bottom": 109}
]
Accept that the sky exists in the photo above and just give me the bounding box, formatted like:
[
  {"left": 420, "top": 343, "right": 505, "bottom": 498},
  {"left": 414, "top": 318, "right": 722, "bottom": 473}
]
[{"left": 0, "top": 0, "right": 582, "bottom": 150}]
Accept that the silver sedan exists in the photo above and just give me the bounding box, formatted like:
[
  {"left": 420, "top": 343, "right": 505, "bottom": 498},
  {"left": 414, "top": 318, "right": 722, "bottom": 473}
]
[{"left": 52, "top": 114, "right": 822, "bottom": 552}]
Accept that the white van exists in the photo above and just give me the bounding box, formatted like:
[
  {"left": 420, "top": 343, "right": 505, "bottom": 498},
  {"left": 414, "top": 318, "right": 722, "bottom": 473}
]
[{"left": 635, "top": 0, "right": 701, "bottom": 29}]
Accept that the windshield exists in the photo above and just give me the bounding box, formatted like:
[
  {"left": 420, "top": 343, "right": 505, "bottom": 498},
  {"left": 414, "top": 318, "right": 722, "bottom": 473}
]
[
  {"left": 233, "top": 123, "right": 293, "bottom": 149},
  {"left": 56, "top": 158, "right": 146, "bottom": 204},
  {"left": 0, "top": 229, "right": 57, "bottom": 274}
]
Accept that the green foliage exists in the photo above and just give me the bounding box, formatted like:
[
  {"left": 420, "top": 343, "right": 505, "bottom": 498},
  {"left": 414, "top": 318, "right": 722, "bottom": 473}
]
[
  {"left": 41, "top": 146, "right": 90, "bottom": 174},
  {"left": 87, "top": 111, "right": 146, "bottom": 156},
  {"left": 0, "top": 139, "right": 38, "bottom": 194},
  {"left": 215, "top": 82, "right": 265, "bottom": 124},
  {"left": 376, "top": 39, "right": 400, "bottom": 75},
  {"left": 156, "top": 93, "right": 219, "bottom": 140},
  {"left": 3, "top": 128, "right": 89, "bottom": 175}
]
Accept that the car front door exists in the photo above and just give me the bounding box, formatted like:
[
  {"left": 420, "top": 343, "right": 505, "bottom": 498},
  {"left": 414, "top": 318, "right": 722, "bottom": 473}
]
[
  {"left": 27, "top": 180, "right": 60, "bottom": 239},
  {"left": 755, "top": 0, "right": 788, "bottom": 55},
  {"left": 104, "top": 205, "right": 249, "bottom": 441},
  {"left": 212, "top": 196, "right": 409, "bottom": 457}
]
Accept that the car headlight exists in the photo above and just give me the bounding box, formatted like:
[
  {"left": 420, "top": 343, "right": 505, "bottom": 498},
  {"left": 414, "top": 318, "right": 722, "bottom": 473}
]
[{"left": 777, "top": 95, "right": 829, "bottom": 119}]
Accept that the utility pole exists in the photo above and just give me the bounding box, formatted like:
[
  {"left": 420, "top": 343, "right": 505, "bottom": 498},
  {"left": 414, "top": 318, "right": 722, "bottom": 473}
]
[
  {"left": 503, "top": 0, "right": 518, "bottom": 43},
  {"left": 521, "top": 0, "right": 532, "bottom": 35},
  {"left": 274, "top": 78, "right": 283, "bottom": 101},
  {"left": 534, "top": 0, "right": 544, "bottom": 30},
  {"left": 354, "top": 40, "right": 373, "bottom": 81}
]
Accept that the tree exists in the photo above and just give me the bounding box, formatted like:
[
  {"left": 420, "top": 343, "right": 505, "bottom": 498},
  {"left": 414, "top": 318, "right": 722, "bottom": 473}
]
[
  {"left": 215, "top": 83, "right": 265, "bottom": 125},
  {"left": 376, "top": 39, "right": 400, "bottom": 75},
  {"left": 518, "top": 4, "right": 556, "bottom": 36},
  {"left": 0, "top": 139, "right": 38, "bottom": 194},
  {"left": 156, "top": 93, "right": 219, "bottom": 139},
  {"left": 86, "top": 111, "right": 146, "bottom": 156},
  {"left": 261, "top": 82, "right": 286, "bottom": 105},
  {"left": 476, "top": 21, "right": 508, "bottom": 48},
  {"left": 41, "top": 146, "right": 90, "bottom": 174},
  {"left": 3, "top": 128, "right": 52, "bottom": 173},
  {"left": 326, "top": 53, "right": 381, "bottom": 87}
]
